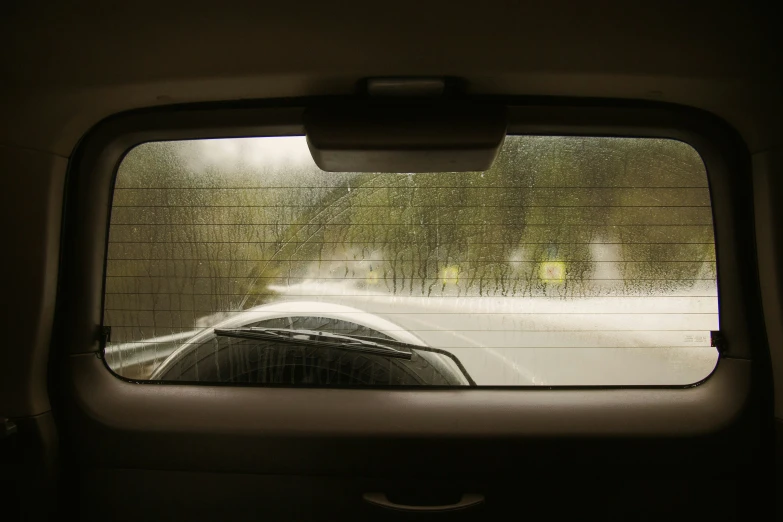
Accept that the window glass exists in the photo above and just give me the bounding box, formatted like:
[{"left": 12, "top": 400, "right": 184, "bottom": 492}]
[{"left": 104, "top": 136, "right": 718, "bottom": 386}]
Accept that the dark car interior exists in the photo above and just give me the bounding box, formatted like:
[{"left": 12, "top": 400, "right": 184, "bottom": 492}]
[{"left": 1, "top": 2, "right": 781, "bottom": 520}]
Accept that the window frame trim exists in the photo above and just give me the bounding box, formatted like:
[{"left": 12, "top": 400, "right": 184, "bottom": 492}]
[{"left": 56, "top": 98, "right": 769, "bottom": 392}]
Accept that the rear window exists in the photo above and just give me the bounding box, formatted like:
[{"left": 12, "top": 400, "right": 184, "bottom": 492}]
[{"left": 103, "top": 136, "right": 719, "bottom": 386}]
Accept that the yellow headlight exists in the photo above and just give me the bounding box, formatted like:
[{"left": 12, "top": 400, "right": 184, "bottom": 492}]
[
  {"left": 440, "top": 265, "right": 460, "bottom": 285},
  {"left": 539, "top": 261, "right": 566, "bottom": 283}
]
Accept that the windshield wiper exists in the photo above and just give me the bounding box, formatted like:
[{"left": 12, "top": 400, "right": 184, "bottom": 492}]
[{"left": 213, "top": 327, "right": 414, "bottom": 359}]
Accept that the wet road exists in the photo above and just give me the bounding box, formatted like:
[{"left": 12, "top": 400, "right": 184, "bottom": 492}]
[{"left": 271, "top": 281, "right": 719, "bottom": 386}]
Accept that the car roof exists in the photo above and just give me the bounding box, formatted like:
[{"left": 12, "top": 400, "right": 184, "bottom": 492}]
[{"left": 1, "top": 2, "right": 779, "bottom": 158}]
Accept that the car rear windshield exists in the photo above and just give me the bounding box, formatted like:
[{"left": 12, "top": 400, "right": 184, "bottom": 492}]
[{"left": 103, "top": 136, "right": 718, "bottom": 386}]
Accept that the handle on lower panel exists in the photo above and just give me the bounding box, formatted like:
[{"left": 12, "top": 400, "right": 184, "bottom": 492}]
[{"left": 363, "top": 492, "right": 485, "bottom": 512}]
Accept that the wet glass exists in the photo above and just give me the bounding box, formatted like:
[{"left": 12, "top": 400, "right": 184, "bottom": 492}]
[{"left": 104, "top": 136, "right": 719, "bottom": 386}]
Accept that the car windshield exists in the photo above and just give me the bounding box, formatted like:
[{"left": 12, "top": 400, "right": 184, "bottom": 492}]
[{"left": 103, "top": 136, "right": 719, "bottom": 387}]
